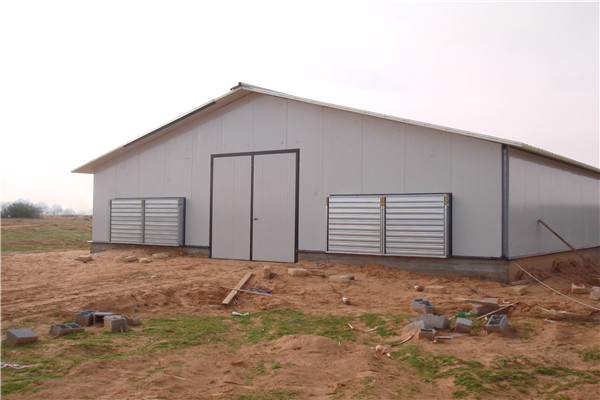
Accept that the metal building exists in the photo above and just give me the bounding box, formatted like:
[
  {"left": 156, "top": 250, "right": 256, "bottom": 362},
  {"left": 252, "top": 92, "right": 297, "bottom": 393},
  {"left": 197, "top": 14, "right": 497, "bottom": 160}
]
[{"left": 73, "top": 83, "right": 600, "bottom": 281}]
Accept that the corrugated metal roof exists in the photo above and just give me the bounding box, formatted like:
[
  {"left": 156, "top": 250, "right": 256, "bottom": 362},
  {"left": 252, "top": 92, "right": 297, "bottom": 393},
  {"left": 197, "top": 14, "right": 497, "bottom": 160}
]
[{"left": 72, "top": 82, "right": 600, "bottom": 174}]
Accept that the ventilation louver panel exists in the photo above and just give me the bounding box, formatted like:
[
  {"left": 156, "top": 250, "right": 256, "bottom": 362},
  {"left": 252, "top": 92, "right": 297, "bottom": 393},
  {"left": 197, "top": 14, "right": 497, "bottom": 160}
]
[
  {"left": 109, "top": 198, "right": 185, "bottom": 246},
  {"left": 144, "top": 198, "right": 185, "bottom": 246},
  {"left": 109, "top": 199, "right": 143, "bottom": 244},
  {"left": 385, "top": 195, "right": 449, "bottom": 257},
  {"left": 327, "top": 196, "right": 382, "bottom": 254}
]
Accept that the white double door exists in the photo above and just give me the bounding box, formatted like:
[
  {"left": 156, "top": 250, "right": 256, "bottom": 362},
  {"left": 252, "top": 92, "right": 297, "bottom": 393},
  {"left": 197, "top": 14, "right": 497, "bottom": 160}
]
[{"left": 211, "top": 151, "right": 298, "bottom": 262}]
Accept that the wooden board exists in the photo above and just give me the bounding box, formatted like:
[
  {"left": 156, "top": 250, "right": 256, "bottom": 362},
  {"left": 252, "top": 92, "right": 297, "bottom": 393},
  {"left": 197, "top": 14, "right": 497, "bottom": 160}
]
[{"left": 221, "top": 272, "right": 253, "bottom": 305}]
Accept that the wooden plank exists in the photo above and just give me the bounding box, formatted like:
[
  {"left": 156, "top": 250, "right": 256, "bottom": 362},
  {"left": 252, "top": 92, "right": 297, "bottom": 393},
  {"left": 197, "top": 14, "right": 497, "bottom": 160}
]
[
  {"left": 222, "top": 272, "right": 253, "bottom": 305},
  {"left": 219, "top": 286, "right": 272, "bottom": 297}
]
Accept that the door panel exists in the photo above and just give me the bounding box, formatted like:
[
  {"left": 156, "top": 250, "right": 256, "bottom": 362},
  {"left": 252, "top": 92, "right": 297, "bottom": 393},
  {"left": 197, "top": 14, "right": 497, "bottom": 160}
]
[
  {"left": 252, "top": 152, "right": 297, "bottom": 262},
  {"left": 211, "top": 156, "right": 252, "bottom": 260}
]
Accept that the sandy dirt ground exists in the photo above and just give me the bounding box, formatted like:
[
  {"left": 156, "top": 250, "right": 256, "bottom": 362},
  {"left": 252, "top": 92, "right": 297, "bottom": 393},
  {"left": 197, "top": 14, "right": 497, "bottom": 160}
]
[{"left": 1, "top": 248, "right": 599, "bottom": 399}]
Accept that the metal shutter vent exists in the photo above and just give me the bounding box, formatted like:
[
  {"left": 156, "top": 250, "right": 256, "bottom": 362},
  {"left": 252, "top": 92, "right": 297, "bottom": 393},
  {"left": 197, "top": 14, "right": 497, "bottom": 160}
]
[
  {"left": 110, "top": 198, "right": 185, "bottom": 246},
  {"left": 327, "top": 193, "right": 451, "bottom": 258}
]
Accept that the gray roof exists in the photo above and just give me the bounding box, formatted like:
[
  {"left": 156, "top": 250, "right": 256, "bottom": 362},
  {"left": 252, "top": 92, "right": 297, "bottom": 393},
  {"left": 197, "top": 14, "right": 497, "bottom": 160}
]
[{"left": 73, "top": 82, "right": 600, "bottom": 174}]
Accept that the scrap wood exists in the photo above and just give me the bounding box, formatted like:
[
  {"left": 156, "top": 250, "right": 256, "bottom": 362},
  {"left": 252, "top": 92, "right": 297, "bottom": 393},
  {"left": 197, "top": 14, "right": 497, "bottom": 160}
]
[
  {"left": 1, "top": 362, "right": 33, "bottom": 370},
  {"left": 219, "top": 285, "right": 272, "bottom": 297},
  {"left": 475, "top": 302, "right": 520, "bottom": 320},
  {"left": 222, "top": 272, "right": 253, "bottom": 305},
  {"left": 435, "top": 334, "right": 466, "bottom": 339}
]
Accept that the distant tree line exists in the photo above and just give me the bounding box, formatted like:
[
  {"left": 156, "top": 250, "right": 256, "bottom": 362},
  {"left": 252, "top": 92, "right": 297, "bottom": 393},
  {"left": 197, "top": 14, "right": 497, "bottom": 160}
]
[{"left": 1, "top": 200, "right": 91, "bottom": 218}]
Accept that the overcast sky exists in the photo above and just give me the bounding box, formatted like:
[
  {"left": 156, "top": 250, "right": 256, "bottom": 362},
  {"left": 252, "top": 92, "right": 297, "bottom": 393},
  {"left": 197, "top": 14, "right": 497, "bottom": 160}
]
[{"left": 1, "top": 1, "right": 598, "bottom": 213}]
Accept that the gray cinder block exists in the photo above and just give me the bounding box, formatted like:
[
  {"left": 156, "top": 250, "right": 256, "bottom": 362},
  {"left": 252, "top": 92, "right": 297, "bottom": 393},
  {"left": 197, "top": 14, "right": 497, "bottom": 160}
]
[
  {"left": 93, "top": 312, "right": 114, "bottom": 325},
  {"left": 74, "top": 310, "right": 98, "bottom": 327},
  {"left": 486, "top": 314, "right": 508, "bottom": 335},
  {"left": 416, "top": 314, "right": 450, "bottom": 330},
  {"left": 417, "top": 328, "right": 437, "bottom": 341},
  {"left": 104, "top": 315, "right": 127, "bottom": 333},
  {"left": 4, "top": 329, "right": 38, "bottom": 346},
  {"left": 454, "top": 317, "right": 472, "bottom": 333},
  {"left": 49, "top": 323, "right": 84, "bottom": 337},
  {"left": 407, "top": 319, "right": 433, "bottom": 332},
  {"left": 412, "top": 298, "right": 435, "bottom": 314},
  {"left": 124, "top": 316, "right": 141, "bottom": 326}
]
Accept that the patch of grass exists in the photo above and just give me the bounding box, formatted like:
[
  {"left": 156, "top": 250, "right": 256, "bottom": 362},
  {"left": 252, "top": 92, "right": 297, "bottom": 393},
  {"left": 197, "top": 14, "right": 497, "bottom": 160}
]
[
  {"left": 577, "top": 347, "right": 600, "bottom": 361},
  {"left": 235, "top": 389, "right": 300, "bottom": 400},
  {"left": 1, "top": 216, "right": 92, "bottom": 252}
]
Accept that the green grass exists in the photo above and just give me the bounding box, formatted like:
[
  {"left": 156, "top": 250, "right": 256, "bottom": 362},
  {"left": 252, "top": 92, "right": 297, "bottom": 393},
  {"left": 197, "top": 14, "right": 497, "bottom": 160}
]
[{"left": 1, "top": 216, "right": 92, "bottom": 252}]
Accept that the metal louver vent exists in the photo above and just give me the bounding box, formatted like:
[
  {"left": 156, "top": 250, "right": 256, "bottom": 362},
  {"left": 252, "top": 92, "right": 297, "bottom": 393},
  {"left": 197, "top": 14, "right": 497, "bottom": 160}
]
[
  {"left": 109, "top": 198, "right": 185, "bottom": 246},
  {"left": 327, "top": 193, "right": 450, "bottom": 258}
]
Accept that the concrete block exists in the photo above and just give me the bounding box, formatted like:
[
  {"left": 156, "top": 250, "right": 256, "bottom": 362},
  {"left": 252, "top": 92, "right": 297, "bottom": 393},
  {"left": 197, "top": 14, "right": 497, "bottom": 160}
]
[
  {"left": 288, "top": 268, "right": 308, "bottom": 277},
  {"left": 425, "top": 285, "right": 446, "bottom": 294},
  {"left": 571, "top": 282, "right": 586, "bottom": 294},
  {"left": 454, "top": 318, "right": 472, "bottom": 333},
  {"left": 124, "top": 316, "right": 141, "bottom": 326},
  {"left": 511, "top": 285, "right": 528, "bottom": 296},
  {"left": 407, "top": 320, "right": 433, "bottom": 332},
  {"left": 93, "top": 311, "right": 114, "bottom": 325},
  {"left": 412, "top": 298, "right": 435, "bottom": 314},
  {"left": 262, "top": 266, "right": 271, "bottom": 279},
  {"left": 472, "top": 299, "right": 499, "bottom": 315},
  {"left": 486, "top": 314, "right": 508, "bottom": 335},
  {"left": 329, "top": 275, "right": 351, "bottom": 283},
  {"left": 153, "top": 253, "right": 169, "bottom": 260},
  {"left": 4, "top": 329, "right": 38, "bottom": 346},
  {"left": 590, "top": 286, "right": 600, "bottom": 301},
  {"left": 416, "top": 314, "right": 450, "bottom": 330},
  {"left": 76, "top": 254, "right": 93, "bottom": 262},
  {"left": 74, "top": 310, "right": 98, "bottom": 326},
  {"left": 104, "top": 315, "right": 127, "bottom": 333},
  {"left": 417, "top": 328, "right": 436, "bottom": 341},
  {"left": 123, "top": 255, "right": 138, "bottom": 263},
  {"left": 49, "top": 323, "right": 84, "bottom": 337},
  {"left": 139, "top": 257, "right": 152, "bottom": 264}
]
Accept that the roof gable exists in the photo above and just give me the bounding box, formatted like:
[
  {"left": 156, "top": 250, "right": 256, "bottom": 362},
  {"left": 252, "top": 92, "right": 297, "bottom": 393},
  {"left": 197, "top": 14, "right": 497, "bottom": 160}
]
[{"left": 72, "top": 82, "right": 599, "bottom": 174}]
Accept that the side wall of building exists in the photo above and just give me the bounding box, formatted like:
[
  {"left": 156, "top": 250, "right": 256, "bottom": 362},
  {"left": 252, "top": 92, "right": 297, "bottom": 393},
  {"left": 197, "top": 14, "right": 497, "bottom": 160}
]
[
  {"left": 508, "top": 148, "right": 600, "bottom": 258},
  {"left": 92, "top": 93, "right": 503, "bottom": 257}
]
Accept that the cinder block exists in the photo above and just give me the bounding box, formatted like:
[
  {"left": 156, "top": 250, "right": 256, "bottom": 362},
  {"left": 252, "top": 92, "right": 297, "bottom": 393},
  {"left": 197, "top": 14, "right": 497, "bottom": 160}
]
[
  {"left": 454, "top": 317, "right": 472, "bottom": 333},
  {"left": 139, "top": 257, "right": 152, "bottom": 264},
  {"left": 486, "top": 314, "right": 508, "bottom": 335},
  {"left": 288, "top": 268, "right": 309, "bottom": 277},
  {"left": 417, "top": 328, "right": 436, "bottom": 341},
  {"left": 329, "top": 275, "right": 351, "bottom": 283},
  {"left": 153, "top": 253, "right": 169, "bottom": 260},
  {"left": 590, "top": 286, "right": 600, "bottom": 301},
  {"left": 571, "top": 282, "right": 586, "bottom": 294},
  {"left": 124, "top": 316, "right": 141, "bottom": 326},
  {"left": 93, "top": 311, "right": 114, "bottom": 325},
  {"left": 104, "top": 315, "right": 127, "bottom": 333},
  {"left": 407, "top": 320, "right": 433, "bottom": 332},
  {"left": 49, "top": 323, "right": 84, "bottom": 337},
  {"left": 412, "top": 298, "right": 435, "bottom": 314},
  {"left": 4, "top": 329, "right": 38, "bottom": 346},
  {"left": 416, "top": 313, "right": 450, "bottom": 330},
  {"left": 511, "top": 285, "right": 528, "bottom": 296},
  {"left": 74, "top": 310, "right": 98, "bottom": 327},
  {"left": 123, "top": 255, "right": 138, "bottom": 263},
  {"left": 76, "top": 254, "right": 93, "bottom": 262},
  {"left": 472, "top": 299, "right": 499, "bottom": 315},
  {"left": 262, "top": 266, "right": 271, "bottom": 279},
  {"left": 425, "top": 285, "right": 447, "bottom": 294}
]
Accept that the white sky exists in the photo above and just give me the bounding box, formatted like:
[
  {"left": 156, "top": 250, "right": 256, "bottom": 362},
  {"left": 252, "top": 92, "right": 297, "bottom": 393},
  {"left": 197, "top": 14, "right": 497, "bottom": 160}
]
[{"left": 1, "top": 1, "right": 598, "bottom": 213}]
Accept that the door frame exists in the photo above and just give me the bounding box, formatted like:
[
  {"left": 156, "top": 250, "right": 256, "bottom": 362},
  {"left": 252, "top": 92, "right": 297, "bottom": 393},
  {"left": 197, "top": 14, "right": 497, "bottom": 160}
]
[{"left": 209, "top": 149, "right": 300, "bottom": 262}]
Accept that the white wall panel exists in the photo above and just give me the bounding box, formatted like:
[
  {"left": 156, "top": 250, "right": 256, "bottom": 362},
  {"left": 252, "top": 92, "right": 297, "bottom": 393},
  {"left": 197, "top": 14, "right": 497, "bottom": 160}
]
[
  {"left": 253, "top": 95, "right": 287, "bottom": 151},
  {"left": 165, "top": 131, "right": 192, "bottom": 196},
  {"left": 92, "top": 165, "right": 115, "bottom": 242},
  {"left": 139, "top": 142, "right": 166, "bottom": 196},
  {"left": 404, "top": 125, "right": 452, "bottom": 193},
  {"left": 287, "top": 101, "right": 324, "bottom": 252},
  {"left": 322, "top": 108, "right": 363, "bottom": 194},
  {"left": 362, "top": 116, "right": 405, "bottom": 193},
  {"left": 508, "top": 148, "right": 600, "bottom": 257},
  {"left": 450, "top": 136, "right": 502, "bottom": 257},
  {"left": 115, "top": 154, "right": 140, "bottom": 197},
  {"left": 221, "top": 96, "right": 253, "bottom": 153}
]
